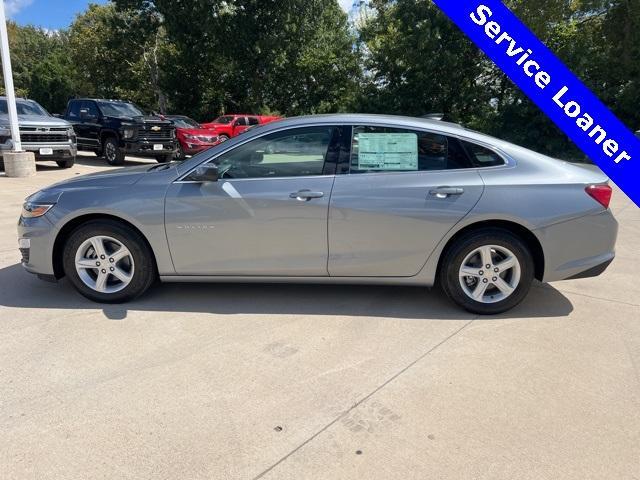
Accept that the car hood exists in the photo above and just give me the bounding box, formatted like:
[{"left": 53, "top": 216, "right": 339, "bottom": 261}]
[
  {"left": 178, "top": 127, "right": 219, "bottom": 136},
  {"left": 0, "top": 114, "right": 71, "bottom": 127},
  {"left": 43, "top": 164, "right": 154, "bottom": 191},
  {"left": 104, "top": 115, "right": 173, "bottom": 125}
]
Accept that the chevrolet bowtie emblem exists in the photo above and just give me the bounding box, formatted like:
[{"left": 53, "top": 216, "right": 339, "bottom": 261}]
[{"left": 151, "top": 126, "right": 162, "bottom": 131}]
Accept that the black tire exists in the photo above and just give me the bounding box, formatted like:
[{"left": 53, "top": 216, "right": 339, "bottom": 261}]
[
  {"left": 155, "top": 154, "right": 173, "bottom": 163},
  {"left": 103, "top": 137, "right": 125, "bottom": 166},
  {"left": 62, "top": 219, "right": 156, "bottom": 303},
  {"left": 56, "top": 157, "right": 75, "bottom": 169},
  {"left": 174, "top": 143, "right": 186, "bottom": 161},
  {"left": 218, "top": 134, "right": 230, "bottom": 142},
  {"left": 439, "top": 228, "right": 534, "bottom": 315}
]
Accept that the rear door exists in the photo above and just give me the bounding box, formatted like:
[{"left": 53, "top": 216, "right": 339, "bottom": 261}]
[
  {"left": 328, "top": 125, "right": 485, "bottom": 277},
  {"left": 165, "top": 125, "right": 343, "bottom": 276}
]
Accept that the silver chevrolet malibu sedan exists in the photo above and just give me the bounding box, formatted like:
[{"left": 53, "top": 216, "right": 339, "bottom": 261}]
[{"left": 18, "top": 114, "right": 618, "bottom": 314}]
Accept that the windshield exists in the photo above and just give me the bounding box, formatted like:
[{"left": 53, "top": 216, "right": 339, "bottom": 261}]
[
  {"left": 170, "top": 117, "right": 200, "bottom": 129},
  {"left": 213, "top": 116, "right": 234, "bottom": 124},
  {"left": 98, "top": 101, "right": 145, "bottom": 117},
  {"left": 0, "top": 99, "right": 49, "bottom": 116}
]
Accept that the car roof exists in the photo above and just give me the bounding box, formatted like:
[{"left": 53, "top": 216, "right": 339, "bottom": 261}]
[{"left": 71, "top": 98, "right": 132, "bottom": 103}]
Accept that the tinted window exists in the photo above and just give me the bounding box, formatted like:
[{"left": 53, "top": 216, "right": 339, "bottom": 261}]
[
  {"left": 97, "top": 101, "right": 144, "bottom": 117},
  {"left": 462, "top": 141, "right": 505, "bottom": 167},
  {"left": 214, "top": 116, "right": 234, "bottom": 124},
  {"left": 81, "top": 101, "right": 100, "bottom": 118},
  {"left": 235, "top": 117, "right": 248, "bottom": 126},
  {"left": 349, "top": 126, "right": 473, "bottom": 173},
  {"left": 170, "top": 117, "right": 200, "bottom": 128},
  {"left": 210, "top": 127, "right": 335, "bottom": 179},
  {"left": 67, "top": 101, "right": 81, "bottom": 119},
  {"left": 0, "top": 99, "right": 48, "bottom": 116},
  {"left": 247, "top": 116, "right": 260, "bottom": 126}
]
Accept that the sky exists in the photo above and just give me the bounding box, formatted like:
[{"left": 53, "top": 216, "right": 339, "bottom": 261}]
[{"left": 5, "top": 0, "right": 354, "bottom": 30}]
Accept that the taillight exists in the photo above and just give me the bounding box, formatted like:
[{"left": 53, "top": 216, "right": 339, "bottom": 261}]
[{"left": 585, "top": 184, "right": 612, "bottom": 209}]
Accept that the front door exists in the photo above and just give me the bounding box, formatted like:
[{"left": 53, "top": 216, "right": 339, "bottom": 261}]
[
  {"left": 328, "top": 125, "right": 485, "bottom": 277},
  {"left": 165, "top": 125, "right": 341, "bottom": 276}
]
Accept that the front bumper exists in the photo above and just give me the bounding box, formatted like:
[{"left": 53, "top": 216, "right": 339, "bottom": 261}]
[
  {"left": 17, "top": 214, "right": 57, "bottom": 277},
  {"left": 123, "top": 139, "right": 177, "bottom": 157},
  {"left": 1, "top": 142, "right": 77, "bottom": 161},
  {"left": 535, "top": 209, "right": 618, "bottom": 282},
  {"left": 183, "top": 143, "right": 216, "bottom": 155}
]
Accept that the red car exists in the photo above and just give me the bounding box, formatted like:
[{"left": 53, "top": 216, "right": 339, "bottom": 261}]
[
  {"left": 200, "top": 114, "right": 282, "bottom": 141},
  {"left": 165, "top": 115, "right": 221, "bottom": 159}
]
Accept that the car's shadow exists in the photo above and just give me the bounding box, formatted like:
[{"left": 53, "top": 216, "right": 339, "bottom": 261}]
[{"left": 0, "top": 263, "right": 573, "bottom": 321}]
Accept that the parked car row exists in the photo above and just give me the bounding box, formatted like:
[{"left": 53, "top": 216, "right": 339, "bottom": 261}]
[{"left": 0, "top": 95, "right": 282, "bottom": 169}]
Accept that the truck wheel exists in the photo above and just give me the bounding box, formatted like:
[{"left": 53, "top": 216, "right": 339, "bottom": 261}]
[
  {"left": 155, "top": 154, "right": 173, "bottom": 163},
  {"left": 218, "top": 134, "right": 230, "bottom": 142},
  {"left": 62, "top": 219, "right": 156, "bottom": 303},
  {"left": 439, "top": 228, "right": 534, "bottom": 315},
  {"left": 56, "top": 157, "right": 75, "bottom": 169},
  {"left": 103, "top": 137, "right": 125, "bottom": 166},
  {"left": 174, "top": 143, "right": 186, "bottom": 161}
]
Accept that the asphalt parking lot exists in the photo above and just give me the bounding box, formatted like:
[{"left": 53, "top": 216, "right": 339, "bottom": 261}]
[{"left": 1, "top": 153, "right": 639, "bottom": 479}]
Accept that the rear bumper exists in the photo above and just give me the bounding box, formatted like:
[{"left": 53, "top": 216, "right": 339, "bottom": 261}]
[{"left": 535, "top": 209, "right": 618, "bottom": 282}]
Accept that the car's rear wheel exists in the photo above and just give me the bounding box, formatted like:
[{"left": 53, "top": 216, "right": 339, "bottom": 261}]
[
  {"left": 439, "top": 228, "right": 534, "bottom": 315},
  {"left": 103, "top": 137, "right": 125, "bottom": 166},
  {"left": 62, "top": 220, "right": 156, "bottom": 303},
  {"left": 218, "top": 134, "right": 230, "bottom": 142}
]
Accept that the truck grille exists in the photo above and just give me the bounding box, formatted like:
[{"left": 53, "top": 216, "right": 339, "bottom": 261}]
[
  {"left": 20, "top": 127, "right": 69, "bottom": 143},
  {"left": 21, "top": 133, "right": 68, "bottom": 143},
  {"left": 139, "top": 125, "right": 173, "bottom": 141}
]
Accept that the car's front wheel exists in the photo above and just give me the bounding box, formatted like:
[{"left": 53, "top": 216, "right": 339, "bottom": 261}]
[
  {"left": 103, "top": 137, "right": 125, "bottom": 166},
  {"left": 439, "top": 228, "right": 534, "bottom": 315},
  {"left": 56, "top": 158, "right": 75, "bottom": 169},
  {"left": 62, "top": 220, "right": 156, "bottom": 303}
]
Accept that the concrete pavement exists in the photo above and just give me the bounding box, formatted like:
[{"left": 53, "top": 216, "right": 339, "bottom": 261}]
[{"left": 1, "top": 153, "right": 638, "bottom": 479}]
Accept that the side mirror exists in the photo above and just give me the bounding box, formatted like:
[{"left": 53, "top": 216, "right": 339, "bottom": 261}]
[{"left": 186, "top": 164, "right": 219, "bottom": 183}]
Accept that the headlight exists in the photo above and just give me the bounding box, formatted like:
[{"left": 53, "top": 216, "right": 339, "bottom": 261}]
[
  {"left": 67, "top": 127, "right": 76, "bottom": 138},
  {"left": 122, "top": 127, "right": 136, "bottom": 139},
  {"left": 0, "top": 126, "right": 10, "bottom": 136},
  {"left": 21, "top": 202, "right": 55, "bottom": 218}
]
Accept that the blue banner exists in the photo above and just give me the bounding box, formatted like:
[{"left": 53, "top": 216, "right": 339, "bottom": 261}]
[{"left": 432, "top": 0, "right": 640, "bottom": 207}]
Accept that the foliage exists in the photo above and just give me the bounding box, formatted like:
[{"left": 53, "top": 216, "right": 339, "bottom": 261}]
[{"left": 1, "top": 0, "right": 638, "bottom": 158}]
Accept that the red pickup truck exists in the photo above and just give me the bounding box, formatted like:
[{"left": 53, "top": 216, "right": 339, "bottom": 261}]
[{"left": 200, "top": 114, "right": 281, "bottom": 141}]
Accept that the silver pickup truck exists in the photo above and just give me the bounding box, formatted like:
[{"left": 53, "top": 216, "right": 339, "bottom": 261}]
[{"left": 0, "top": 97, "right": 77, "bottom": 169}]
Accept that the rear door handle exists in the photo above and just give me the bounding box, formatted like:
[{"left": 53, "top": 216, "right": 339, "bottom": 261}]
[
  {"left": 290, "top": 189, "right": 324, "bottom": 201},
  {"left": 429, "top": 187, "right": 464, "bottom": 199}
]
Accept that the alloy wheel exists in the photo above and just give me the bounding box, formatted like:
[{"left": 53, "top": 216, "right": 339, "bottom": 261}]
[
  {"left": 458, "top": 245, "right": 521, "bottom": 304},
  {"left": 74, "top": 235, "right": 135, "bottom": 293}
]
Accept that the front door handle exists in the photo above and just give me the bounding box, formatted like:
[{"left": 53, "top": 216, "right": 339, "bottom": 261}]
[
  {"left": 429, "top": 187, "right": 464, "bottom": 199},
  {"left": 290, "top": 189, "right": 324, "bottom": 201}
]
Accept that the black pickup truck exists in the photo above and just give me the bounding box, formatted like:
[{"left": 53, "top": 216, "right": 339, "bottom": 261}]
[{"left": 63, "top": 98, "right": 177, "bottom": 165}]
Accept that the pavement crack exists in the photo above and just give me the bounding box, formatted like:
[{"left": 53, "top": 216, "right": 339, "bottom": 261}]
[{"left": 251, "top": 319, "right": 474, "bottom": 480}]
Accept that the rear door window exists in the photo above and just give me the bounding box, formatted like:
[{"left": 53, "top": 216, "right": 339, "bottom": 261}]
[{"left": 349, "top": 126, "right": 474, "bottom": 173}]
